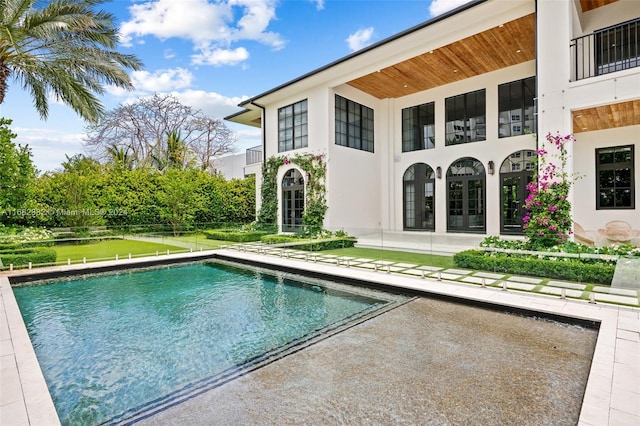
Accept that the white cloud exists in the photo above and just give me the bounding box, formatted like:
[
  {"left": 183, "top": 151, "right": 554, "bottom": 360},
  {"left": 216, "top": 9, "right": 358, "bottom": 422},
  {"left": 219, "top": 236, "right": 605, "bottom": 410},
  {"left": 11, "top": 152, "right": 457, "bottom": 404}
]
[
  {"left": 163, "top": 49, "right": 176, "bottom": 59},
  {"left": 429, "top": 0, "right": 473, "bottom": 16},
  {"left": 346, "top": 27, "right": 375, "bottom": 52},
  {"left": 130, "top": 68, "right": 194, "bottom": 92},
  {"left": 311, "top": 0, "right": 324, "bottom": 11},
  {"left": 14, "top": 127, "right": 87, "bottom": 173},
  {"left": 191, "top": 47, "right": 250, "bottom": 66},
  {"left": 170, "top": 89, "right": 249, "bottom": 119},
  {"left": 119, "top": 0, "right": 284, "bottom": 67}
]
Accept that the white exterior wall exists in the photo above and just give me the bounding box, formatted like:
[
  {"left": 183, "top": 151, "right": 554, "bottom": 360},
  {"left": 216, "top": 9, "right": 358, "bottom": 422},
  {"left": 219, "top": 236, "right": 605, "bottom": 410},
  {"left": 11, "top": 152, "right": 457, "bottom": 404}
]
[{"left": 325, "top": 85, "right": 384, "bottom": 232}]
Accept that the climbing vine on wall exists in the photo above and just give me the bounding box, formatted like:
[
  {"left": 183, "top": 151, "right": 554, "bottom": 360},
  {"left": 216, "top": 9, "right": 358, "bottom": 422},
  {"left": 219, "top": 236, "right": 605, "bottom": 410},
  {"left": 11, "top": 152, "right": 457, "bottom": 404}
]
[{"left": 257, "top": 153, "right": 327, "bottom": 233}]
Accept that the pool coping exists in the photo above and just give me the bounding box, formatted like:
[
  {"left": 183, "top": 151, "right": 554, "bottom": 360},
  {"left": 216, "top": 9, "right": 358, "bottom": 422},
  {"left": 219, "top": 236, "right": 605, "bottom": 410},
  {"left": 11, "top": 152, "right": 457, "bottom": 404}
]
[{"left": 1, "top": 249, "right": 638, "bottom": 426}]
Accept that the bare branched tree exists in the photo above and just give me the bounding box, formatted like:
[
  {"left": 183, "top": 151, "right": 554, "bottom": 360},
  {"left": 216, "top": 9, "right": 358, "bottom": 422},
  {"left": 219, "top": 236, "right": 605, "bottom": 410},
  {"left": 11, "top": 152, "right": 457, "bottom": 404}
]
[
  {"left": 84, "top": 94, "right": 235, "bottom": 171},
  {"left": 186, "top": 116, "right": 237, "bottom": 173}
]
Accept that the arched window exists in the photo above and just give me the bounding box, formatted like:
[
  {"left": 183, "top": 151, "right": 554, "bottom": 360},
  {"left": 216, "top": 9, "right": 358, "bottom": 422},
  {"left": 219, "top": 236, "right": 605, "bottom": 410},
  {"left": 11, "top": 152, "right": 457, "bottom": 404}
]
[
  {"left": 282, "top": 169, "right": 304, "bottom": 232},
  {"left": 447, "top": 157, "right": 485, "bottom": 232},
  {"left": 403, "top": 163, "right": 436, "bottom": 230},
  {"left": 500, "top": 150, "right": 535, "bottom": 234}
]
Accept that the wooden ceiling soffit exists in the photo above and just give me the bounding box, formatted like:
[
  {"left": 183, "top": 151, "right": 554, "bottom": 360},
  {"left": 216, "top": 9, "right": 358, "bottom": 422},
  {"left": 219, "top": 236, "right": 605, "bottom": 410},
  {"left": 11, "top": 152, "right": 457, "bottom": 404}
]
[
  {"left": 347, "top": 13, "right": 536, "bottom": 99},
  {"left": 579, "top": 0, "right": 619, "bottom": 13},
  {"left": 572, "top": 99, "right": 640, "bottom": 133}
]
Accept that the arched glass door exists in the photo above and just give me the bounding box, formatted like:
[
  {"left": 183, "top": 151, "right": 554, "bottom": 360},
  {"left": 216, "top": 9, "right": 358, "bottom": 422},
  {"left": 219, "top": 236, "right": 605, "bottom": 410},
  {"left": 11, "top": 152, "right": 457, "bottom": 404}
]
[
  {"left": 403, "top": 163, "right": 436, "bottom": 231},
  {"left": 282, "top": 169, "right": 304, "bottom": 232},
  {"left": 500, "top": 150, "right": 535, "bottom": 234},
  {"left": 447, "top": 157, "right": 486, "bottom": 232}
]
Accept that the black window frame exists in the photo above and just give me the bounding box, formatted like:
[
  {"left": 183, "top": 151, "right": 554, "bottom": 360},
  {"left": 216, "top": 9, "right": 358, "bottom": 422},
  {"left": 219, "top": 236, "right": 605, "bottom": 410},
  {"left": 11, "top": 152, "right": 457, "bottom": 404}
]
[
  {"left": 498, "top": 77, "right": 536, "bottom": 138},
  {"left": 335, "top": 94, "right": 374, "bottom": 153},
  {"left": 278, "top": 99, "right": 308, "bottom": 153},
  {"left": 445, "top": 89, "right": 486, "bottom": 146},
  {"left": 402, "top": 102, "right": 435, "bottom": 152},
  {"left": 596, "top": 145, "right": 635, "bottom": 209}
]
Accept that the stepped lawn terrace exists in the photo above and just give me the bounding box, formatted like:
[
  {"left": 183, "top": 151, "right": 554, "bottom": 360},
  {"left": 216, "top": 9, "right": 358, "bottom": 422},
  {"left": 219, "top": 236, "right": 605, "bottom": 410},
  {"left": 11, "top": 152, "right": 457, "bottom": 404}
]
[{"left": 1, "top": 249, "right": 638, "bottom": 425}]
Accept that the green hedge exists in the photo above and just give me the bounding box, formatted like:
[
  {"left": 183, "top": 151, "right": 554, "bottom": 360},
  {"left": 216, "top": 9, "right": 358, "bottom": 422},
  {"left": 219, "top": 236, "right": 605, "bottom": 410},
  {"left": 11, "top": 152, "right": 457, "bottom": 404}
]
[
  {"left": 261, "top": 235, "right": 357, "bottom": 251},
  {"left": 0, "top": 240, "right": 54, "bottom": 250},
  {"left": 0, "top": 247, "right": 57, "bottom": 268},
  {"left": 203, "top": 229, "right": 271, "bottom": 242},
  {"left": 453, "top": 250, "right": 615, "bottom": 284}
]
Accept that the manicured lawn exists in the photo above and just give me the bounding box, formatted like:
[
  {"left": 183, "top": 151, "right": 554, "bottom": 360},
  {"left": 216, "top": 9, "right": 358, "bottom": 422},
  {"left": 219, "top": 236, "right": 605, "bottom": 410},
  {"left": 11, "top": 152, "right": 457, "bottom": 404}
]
[
  {"left": 54, "top": 239, "right": 185, "bottom": 263},
  {"left": 156, "top": 234, "right": 233, "bottom": 250},
  {"left": 322, "top": 247, "right": 455, "bottom": 269}
]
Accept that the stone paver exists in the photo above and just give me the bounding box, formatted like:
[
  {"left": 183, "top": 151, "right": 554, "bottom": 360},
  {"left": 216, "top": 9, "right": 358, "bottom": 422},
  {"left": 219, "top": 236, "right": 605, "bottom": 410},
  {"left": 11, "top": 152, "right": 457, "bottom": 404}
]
[
  {"left": 430, "top": 272, "right": 461, "bottom": 280},
  {"left": 539, "top": 286, "right": 584, "bottom": 298},
  {"left": 508, "top": 276, "right": 543, "bottom": 284},
  {"left": 503, "top": 281, "right": 538, "bottom": 291},
  {"left": 593, "top": 286, "right": 638, "bottom": 297},
  {"left": 594, "top": 293, "right": 639, "bottom": 306},
  {"left": 462, "top": 276, "right": 496, "bottom": 285},
  {"left": 442, "top": 268, "right": 473, "bottom": 275},
  {"left": 473, "top": 272, "right": 506, "bottom": 279},
  {"left": 547, "top": 280, "right": 587, "bottom": 290}
]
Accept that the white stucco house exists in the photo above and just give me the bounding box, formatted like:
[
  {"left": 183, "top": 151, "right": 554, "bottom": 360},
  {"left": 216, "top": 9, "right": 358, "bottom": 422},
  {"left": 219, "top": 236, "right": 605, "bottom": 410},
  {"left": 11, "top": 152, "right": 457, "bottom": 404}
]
[{"left": 226, "top": 0, "right": 639, "bottom": 245}]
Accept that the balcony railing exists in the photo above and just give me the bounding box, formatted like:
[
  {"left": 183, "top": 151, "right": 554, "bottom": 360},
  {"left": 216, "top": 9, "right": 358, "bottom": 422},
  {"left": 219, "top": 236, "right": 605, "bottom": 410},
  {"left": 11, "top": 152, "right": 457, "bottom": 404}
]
[
  {"left": 571, "top": 18, "right": 639, "bottom": 81},
  {"left": 245, "top": 145, "right": 262, "bottom": 165}
]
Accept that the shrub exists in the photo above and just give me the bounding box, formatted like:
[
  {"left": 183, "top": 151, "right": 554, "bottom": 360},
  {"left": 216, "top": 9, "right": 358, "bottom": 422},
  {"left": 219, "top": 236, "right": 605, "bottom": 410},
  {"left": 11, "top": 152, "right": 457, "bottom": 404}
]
[
  {"left": 260, "top": 234, "right": 356, "bottom": 251},
  {"left": 0, "top": 247, "right": 57, "bottom": 268},
  {"left": 453, "top": 250, "right": 614, "bottom": 284},
  {"left": 203, "top": 229, "right": 271, "bottom": 242}
]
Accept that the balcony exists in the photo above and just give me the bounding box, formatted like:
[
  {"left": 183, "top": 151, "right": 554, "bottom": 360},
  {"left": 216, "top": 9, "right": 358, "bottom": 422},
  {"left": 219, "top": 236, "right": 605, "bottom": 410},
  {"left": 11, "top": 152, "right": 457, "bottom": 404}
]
[
  {"left": 245, "top": 145, "right": 262, "bottom": 165},
  {"left": 570, "top": 18, "right": 639, "bottom": 81}
]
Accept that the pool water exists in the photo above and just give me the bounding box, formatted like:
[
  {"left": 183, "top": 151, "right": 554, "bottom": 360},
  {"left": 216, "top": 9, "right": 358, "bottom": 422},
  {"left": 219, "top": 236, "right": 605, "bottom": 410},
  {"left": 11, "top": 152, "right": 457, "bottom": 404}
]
[{"left": 13, "top": 261, "right": 400, "bottom": 425}]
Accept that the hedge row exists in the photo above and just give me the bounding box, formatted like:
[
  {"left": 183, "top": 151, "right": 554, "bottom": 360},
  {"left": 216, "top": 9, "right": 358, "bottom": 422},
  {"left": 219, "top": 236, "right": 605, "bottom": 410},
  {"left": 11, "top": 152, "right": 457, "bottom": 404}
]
[
  {"left": 453, "top": 250, "right": 615, "bottom": 284},
  {"left": 203, "top": 229, "right": 271, "bottom": 242},
  {"left": 0, "top": 247, "right": 57, "bottom": 268},
  {"left": 261, "top": 235, "right": 357, "bottom": 251},
  {"left": 0, "top": 240, "right": 54, "bottom": 250}
]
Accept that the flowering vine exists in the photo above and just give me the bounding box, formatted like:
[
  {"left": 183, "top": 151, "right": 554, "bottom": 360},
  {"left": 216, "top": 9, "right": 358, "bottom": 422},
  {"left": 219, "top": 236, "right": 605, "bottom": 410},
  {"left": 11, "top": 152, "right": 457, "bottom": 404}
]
[
  {"left": 523, "top": 132, "right": 578, "bottom": 248},
  {"left": 257, "top": 153, "right": 327, "bottom": 233}
]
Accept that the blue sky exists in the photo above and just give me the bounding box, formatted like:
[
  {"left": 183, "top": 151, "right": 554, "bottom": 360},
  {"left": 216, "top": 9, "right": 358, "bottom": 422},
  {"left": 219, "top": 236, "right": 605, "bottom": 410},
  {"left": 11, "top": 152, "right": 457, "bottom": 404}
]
[{"left": 0, "top": 0, "right": 471, "bottom": 172}]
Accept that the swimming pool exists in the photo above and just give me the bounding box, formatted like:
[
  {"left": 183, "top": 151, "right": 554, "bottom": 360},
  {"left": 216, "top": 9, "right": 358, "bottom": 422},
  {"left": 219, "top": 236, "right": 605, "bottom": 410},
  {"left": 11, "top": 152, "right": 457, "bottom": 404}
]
[{"left": 12, "top": 260, "right": 406, "bottom": 425}]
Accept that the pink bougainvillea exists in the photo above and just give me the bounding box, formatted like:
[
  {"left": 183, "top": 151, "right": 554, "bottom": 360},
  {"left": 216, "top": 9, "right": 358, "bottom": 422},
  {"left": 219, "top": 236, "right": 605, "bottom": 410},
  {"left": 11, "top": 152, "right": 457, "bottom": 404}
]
[{"left": 523, "top": 132, "right": 578, "bottom": 248}]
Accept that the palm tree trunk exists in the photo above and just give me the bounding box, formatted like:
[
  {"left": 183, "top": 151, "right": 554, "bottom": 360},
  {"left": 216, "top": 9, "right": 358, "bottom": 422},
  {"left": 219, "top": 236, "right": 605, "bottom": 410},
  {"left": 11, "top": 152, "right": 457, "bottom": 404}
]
[{"left": 0, "top": 63, "right": 11, "bottom": 104}]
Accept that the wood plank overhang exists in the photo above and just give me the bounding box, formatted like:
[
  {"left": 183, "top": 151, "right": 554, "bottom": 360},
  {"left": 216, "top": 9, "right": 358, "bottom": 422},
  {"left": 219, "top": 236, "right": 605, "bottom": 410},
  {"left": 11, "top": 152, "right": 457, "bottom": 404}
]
[
  {"left": 579, "top": 0, "right": 619, "bottom": 13},
  {"left": 572, "top": 99, "right": 640, "bottom": 133},
  {"left": 346, "top": 13, "right": 536, "bottom": 99}
]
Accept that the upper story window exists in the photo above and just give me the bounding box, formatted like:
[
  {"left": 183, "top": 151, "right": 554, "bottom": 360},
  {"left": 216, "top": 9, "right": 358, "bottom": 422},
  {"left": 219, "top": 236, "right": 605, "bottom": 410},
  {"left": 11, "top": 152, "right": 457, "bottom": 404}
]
[
  {"left": 498, "top": 77, "right": 536, "bottom": 138},
  {"left": 335, "top": 95, "right": 374, "bottom": 153},
  {"left": 445, "top": 89, "right": 485, "bottom": 146},
  {"left": 596, "top": 145, "right": 635, "bottom": 209},
  {"left": 278, "top": 99, "right": 308, "bottom": 152},
  {"left": 402, "top": 102, "right": 435, "bottom": 152}
]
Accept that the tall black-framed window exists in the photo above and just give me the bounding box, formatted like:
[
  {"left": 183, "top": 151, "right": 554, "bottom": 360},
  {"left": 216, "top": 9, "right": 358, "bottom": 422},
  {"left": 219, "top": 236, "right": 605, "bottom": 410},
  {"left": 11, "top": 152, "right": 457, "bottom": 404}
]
[
  {"left": 282, "top": 168, "right": 305, "bottom": 232},
  {"left": 403, "top": 163, "right": 436, "bottom": 231},
  {"left": 445, "top": 89, "right": 485, "bottom": 146},
  {"left": 498, "top": 77, "right": 536, "bottom": 138},
  {"left": 500, "top": 150, "right": 536, "bottom": 234},
  {"left": 402, "top": 102, "right": 435, "bottom": 152},
  {"left": 278, "top": 99, "right": 308, "bottom": 152},
  {"left": 335, "top": 94, "right": 374, "bottom": 152},
  {"left": 596, "top": 145, "right": 635, "bottom": 209},
  {"left": 447, "top": 157, "right": 486, "bottom": 232}
]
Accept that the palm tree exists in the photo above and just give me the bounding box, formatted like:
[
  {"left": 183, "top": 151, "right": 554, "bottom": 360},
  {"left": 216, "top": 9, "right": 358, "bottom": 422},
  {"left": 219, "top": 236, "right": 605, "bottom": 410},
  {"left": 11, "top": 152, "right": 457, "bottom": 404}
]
[
  {"left": 105, "top": 143, "right": 134, "bottom": 170},
  {"left": 0, "top": 0, "right": 143, "bottom": 122}
]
